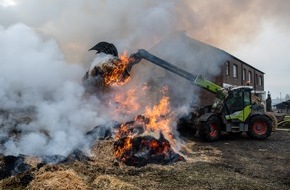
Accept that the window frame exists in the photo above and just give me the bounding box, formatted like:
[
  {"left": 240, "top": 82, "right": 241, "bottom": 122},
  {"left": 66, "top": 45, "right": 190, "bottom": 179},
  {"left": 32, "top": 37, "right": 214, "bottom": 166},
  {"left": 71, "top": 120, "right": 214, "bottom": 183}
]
[
  {"left": 225, "top": 61, "right": 230, "bottom": 76},
  {"left": 248, "top": 71, "right": 252, "bottom": 82},
  {"left": 242, "top": 68, "right": 246, "bottom": 81},
  {"left": 233, "top": 64, "right": 238, "bottom": 78},
  {"left": 259, "top": 76, "right": 263, "bottom": 86}
]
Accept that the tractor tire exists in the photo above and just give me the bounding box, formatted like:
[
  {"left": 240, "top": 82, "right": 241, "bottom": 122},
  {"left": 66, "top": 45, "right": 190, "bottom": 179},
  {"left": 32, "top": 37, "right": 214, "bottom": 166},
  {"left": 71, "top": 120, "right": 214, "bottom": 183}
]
[
  {"left": 199, "top": 116, "right": 221, "bottom": 142},
  {"left": 247, "top": 115, "right": 272, "bottom": 140},
  {"left": 177, "top": 115, "right": 197, "bottom": 137}
]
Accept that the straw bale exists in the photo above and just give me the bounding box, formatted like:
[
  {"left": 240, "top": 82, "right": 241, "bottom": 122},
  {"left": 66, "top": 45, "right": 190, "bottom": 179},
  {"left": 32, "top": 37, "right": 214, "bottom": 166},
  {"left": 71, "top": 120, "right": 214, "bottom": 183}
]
[
  {"left": 93, "top": 174, "right": 140, "bottom": 190},
  {"left": 27, "top": 169, "right": 88, "bottom": 190}
]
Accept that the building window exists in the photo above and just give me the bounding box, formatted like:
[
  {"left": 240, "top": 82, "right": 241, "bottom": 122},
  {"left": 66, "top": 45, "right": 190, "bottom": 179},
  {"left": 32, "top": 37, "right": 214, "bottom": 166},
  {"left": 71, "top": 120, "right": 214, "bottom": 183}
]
[
  {"left": 256, "top": 74, "right": 259, "bottom": 85},
  {"left": 248, "top": 71, "right": 252, "bottom": 82},
  {"left": 259, "top": 76, "right": 263, "bottom": 86},
  {"left": 233, "top": 64, "right": 238, "bottom": 78},
  {"left": 243, "top": 68, "right": 246, "bottom": 81},
  {"left": 225, "top": 61, "right": 230, "bottom": 76}
]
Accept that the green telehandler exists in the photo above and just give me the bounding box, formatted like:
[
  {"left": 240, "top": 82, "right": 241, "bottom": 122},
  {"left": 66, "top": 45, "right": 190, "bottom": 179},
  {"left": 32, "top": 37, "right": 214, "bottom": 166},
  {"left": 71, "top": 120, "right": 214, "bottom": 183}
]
[{"left": 126, "top": 49, "right": 274, "bottom": 141}]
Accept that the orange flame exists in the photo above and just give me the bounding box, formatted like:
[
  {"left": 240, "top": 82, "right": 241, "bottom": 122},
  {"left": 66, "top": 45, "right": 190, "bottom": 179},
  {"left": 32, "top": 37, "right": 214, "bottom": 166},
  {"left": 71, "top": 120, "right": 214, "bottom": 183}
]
[
  {"left": 114, "top": 86, "right": 173, "bottom": 140},
  {"left": 113, "top": 89, "right": 140, "bottom": 116},
  {"left": 113, "top": 137, "right": 132, "bottom": 161},
  {"left": 103, "top": 51, "right": 131, "bottom": 86},
  {"left": 143, "top": 86, "right": 173, "bottom": 140},
  {"left": 114, "top": 87, "right": 176, "bottom": 162}
]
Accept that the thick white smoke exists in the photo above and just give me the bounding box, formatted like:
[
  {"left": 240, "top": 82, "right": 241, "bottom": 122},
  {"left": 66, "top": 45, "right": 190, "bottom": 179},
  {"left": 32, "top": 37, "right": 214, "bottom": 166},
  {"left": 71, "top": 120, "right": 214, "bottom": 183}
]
[{"left": 0, "top": 23, "right": 111, "bottom": 157}]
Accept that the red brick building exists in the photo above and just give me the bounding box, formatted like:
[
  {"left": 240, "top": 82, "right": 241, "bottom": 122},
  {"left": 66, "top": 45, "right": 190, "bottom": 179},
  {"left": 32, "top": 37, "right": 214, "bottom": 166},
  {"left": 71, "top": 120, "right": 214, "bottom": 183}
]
[
  {"left": 202, "top": 55, "right": 265, "bottom": 105},
  {"left": 222, "top": 56, "right": 264, "bottom": 92},
  {"left": 151, "top": 32, "right": 265, "bottom": 106}
]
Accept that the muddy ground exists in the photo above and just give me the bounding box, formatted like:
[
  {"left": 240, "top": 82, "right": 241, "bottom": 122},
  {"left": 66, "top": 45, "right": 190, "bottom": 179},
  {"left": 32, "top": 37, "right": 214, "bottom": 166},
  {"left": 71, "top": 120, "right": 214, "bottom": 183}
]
[{"left": 1, "top": 130, "right": 290, "bottom": 190}]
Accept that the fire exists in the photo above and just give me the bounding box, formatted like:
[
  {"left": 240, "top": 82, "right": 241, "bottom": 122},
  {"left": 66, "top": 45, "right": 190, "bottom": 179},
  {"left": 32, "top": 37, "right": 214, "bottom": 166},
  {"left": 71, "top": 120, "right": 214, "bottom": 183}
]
[
  {"left": 114, "top": 87, "right": 173, "bottom": 140},
  {"left": 113, "top": 89, "right": 140, "bottom": 116},
  {"left": 145, "top": 96, "right": 171, "bottom": 132},
  {"left": 143, "top": 86, "right": 174, "bottom": 142},
  {"left": 82, "top": 50, "right": 140, "bottom": 93},
  {"left": 103, "top": 51, "right": 132, "bottom": 86},
  {"left": 113, "top": 137, "right": 132, "bottom": 162},
  {"left": 113, "top": 91, "right": 184, "bottom": 167},
  {"left": 110, "top": 84, "right": 150, "bottom": 120}
]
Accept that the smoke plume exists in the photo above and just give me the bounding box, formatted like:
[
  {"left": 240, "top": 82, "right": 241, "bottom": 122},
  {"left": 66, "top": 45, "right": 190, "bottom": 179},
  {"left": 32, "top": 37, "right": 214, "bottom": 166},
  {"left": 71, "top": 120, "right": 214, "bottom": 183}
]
[
  {"left": 0, "top": 23, "right": 111, "bottom": 157},
  {"left": 1, "top": 0, "right": 289, "bottom": 63}
]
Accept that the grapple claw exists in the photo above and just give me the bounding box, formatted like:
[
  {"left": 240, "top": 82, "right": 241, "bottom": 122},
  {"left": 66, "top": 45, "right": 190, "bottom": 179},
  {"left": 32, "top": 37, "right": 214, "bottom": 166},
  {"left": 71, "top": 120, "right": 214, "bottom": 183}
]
[{"left": 89, "top": 41, "right": 118, "bottom": 57}]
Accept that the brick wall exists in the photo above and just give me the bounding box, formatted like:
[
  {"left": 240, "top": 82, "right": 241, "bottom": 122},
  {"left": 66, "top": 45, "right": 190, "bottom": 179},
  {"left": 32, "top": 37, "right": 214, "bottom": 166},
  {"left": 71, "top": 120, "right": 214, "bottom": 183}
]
[{"left": 199, "top": 59, "right": 264, "bottom": 106}]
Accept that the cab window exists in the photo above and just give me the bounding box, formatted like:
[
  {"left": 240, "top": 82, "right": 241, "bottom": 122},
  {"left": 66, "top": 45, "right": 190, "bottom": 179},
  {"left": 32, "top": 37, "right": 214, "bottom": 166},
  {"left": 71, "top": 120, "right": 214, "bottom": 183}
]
[{"left": 225, "top": 89, "right": 244, "bottom": 114}]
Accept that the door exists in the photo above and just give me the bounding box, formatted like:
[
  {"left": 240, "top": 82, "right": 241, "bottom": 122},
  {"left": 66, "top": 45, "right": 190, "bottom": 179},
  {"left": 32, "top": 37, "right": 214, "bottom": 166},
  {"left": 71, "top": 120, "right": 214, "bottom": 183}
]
[{"left": 225, "top": 88, "right": 252, "bottom": 122}]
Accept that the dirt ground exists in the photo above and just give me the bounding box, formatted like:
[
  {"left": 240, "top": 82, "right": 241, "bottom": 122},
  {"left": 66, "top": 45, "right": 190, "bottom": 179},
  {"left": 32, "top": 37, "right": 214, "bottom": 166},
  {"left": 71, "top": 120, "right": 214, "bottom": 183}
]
[{"left": 1, "top": 130, "right": 290, "bottom": 190}]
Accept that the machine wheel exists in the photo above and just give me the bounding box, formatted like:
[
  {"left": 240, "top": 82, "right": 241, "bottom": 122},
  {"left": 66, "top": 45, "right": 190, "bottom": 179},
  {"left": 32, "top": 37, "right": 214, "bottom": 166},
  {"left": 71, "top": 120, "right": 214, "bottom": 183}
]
[
  {"left": 177, "top": 115, "right": 197, "bottom": 137},
  {"left": 247, "top": 115, "right": 272, "bottom": 140},
  {"left": 199, "top": 116, "right": 221, "bottom": 142}
]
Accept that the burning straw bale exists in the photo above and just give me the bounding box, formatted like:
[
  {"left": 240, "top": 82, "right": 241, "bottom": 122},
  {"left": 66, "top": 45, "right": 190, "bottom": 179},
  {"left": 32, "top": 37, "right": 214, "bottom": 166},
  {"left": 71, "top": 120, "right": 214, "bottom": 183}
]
[
  {"left": 82, "top": 50, "right": 137, "bottom": 93},
  {"left": 82, "top": 42, "right": 142, "bottom": 95},
  {"left": 27, "top": 169, "right": 88, "bottom": 190},
  {"left": 93, "top": 175, "right": 140, "bottom": 190},
  {"left": 113, "top": 115, "right": 185, "bottom": 167}
]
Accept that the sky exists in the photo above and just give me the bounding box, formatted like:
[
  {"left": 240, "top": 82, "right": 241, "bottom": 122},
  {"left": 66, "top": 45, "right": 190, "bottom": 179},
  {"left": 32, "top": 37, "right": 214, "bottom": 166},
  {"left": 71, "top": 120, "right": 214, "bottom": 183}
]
[
  {"left": 0, "top": 0, "right": 289, "bottom": 99},
  {"left": 233, "top": 22, "right": 290, "bottom": 100}
]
